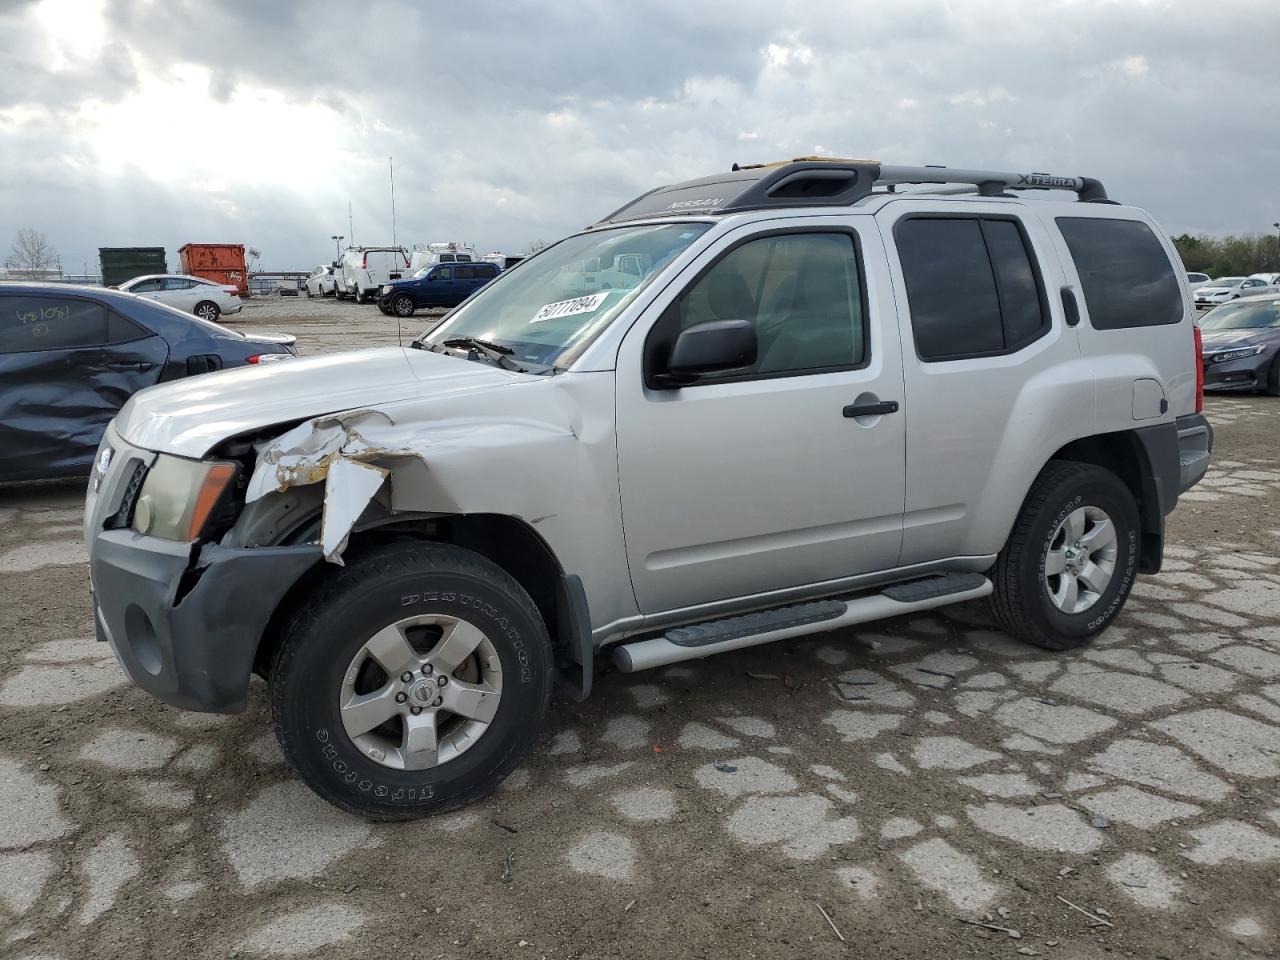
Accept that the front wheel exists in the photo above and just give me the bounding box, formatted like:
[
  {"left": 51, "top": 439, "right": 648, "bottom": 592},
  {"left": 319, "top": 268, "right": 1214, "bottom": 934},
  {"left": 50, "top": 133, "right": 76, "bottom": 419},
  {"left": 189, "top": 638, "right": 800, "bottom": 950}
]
[
  {"left": 990, "top": 461, "right": 1139, "bottom": 651},
  {"left": 194, "top": 301, "right": 221, "bottom": 323},
  {"left": 271, "top": 541, "right": 554, "bottom": 820},
  {"left": 392, "top": 294, "right": 416, "bottom": 318},
  {"left": 354, "top": 288, "right": 368, "bottom": 304}
]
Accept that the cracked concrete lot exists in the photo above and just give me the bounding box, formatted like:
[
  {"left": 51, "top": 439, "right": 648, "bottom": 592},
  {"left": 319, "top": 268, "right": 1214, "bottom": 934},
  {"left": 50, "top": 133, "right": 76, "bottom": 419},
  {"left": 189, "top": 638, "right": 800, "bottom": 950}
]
[{"left": 1, "top": 300, "right": 1279, "bottom": 959}]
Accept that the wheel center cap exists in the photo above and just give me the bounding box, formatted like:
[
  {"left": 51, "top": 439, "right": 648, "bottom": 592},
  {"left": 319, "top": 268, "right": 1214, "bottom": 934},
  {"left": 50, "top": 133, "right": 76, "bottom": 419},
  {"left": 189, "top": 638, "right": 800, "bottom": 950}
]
[{"left": 408, "top": 679, "right": 436, "bottom": 706}]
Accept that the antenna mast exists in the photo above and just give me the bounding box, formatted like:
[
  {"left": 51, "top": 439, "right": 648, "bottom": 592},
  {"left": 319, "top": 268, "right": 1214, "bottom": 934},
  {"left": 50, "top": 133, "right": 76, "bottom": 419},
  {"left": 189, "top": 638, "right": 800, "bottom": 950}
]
[{"left": 390, "top": 156, "right": 397, "bottom": 248}]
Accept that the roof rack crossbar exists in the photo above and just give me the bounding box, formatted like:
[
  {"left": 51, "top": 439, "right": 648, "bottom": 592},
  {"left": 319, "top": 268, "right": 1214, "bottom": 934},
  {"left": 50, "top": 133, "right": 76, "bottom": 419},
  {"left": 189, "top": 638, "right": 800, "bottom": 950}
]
[{"left": 875, "top": 165, "right": 1108, "bottom": 202}]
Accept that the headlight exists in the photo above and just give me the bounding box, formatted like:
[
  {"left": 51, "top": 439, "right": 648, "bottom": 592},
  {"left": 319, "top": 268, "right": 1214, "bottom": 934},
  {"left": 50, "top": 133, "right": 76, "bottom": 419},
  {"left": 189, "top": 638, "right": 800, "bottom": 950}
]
[
  {"left": 133, "top": 455, "right": 238, "bottom": 541},
  {"left": 1206, "top": 346, "right": 1265, "bottom": 364},
  {"left": 380, "top": 285, "right": 392, "bottom": 295}
]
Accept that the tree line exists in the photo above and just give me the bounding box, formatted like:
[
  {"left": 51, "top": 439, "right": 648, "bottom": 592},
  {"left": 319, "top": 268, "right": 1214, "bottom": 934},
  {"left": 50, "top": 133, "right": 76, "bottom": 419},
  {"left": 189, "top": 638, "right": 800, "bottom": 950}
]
[{"left": 1173, "top": 232, "right": 1280, "bottom": 278}]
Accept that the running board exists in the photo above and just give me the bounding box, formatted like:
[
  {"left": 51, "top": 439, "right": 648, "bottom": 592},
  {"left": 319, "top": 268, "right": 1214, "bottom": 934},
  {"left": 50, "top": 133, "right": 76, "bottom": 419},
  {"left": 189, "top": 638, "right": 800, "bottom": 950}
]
[{"left": 611, "top": 573, "right": 991, "bottom": 673}]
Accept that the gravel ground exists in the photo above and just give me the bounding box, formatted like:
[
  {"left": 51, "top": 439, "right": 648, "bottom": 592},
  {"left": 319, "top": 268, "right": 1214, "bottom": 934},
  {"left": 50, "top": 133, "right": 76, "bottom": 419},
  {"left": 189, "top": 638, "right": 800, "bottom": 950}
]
[{"left": 1, "top": 299, "right": 1278, "bottom": 959}]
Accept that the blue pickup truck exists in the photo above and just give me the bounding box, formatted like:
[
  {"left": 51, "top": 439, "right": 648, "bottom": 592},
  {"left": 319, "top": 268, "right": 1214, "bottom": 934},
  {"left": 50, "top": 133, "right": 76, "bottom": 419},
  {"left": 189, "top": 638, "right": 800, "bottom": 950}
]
[{"left": 377, "top": 261, "right": 500, "bottom": 317}]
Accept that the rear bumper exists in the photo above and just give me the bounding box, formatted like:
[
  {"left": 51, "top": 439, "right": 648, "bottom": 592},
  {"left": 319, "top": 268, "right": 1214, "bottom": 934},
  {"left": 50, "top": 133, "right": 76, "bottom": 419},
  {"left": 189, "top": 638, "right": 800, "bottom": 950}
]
[
  {"left": 91, "top": 531, "right": 321, "bottom": 712},
  {"left": 221, "top": 299, "right": 243, "bottom": 315},
  {"left": 1175, "top": 412, "right": 1213, "bottom": 493}
]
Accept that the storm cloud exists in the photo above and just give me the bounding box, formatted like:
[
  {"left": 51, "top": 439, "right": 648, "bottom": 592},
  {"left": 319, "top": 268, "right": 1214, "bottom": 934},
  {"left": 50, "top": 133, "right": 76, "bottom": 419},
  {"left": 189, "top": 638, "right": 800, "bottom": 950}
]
[{"left": 2, "top": 0, "right": 1278, "bottom": 272}]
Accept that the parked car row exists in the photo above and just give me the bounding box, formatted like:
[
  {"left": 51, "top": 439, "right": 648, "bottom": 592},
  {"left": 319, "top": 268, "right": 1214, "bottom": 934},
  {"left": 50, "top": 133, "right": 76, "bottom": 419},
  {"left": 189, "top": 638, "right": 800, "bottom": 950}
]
[
  {"left": 304, "top": 242, "right": 516, "bottom": 315},
  {"left": 1191, "top": 273, "right": 1280, "bottom": 308}
]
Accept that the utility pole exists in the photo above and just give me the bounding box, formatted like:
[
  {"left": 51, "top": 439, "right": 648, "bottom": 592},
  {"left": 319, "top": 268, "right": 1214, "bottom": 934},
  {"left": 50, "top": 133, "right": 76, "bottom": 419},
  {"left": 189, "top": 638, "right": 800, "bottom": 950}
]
[
  {"left": 330, "top": 234, "right": 344, "bottom": 261},
  {"left": 390, "top": 156, "right": 398, "bottom": 248},
  {"left": 349, "top": 202, "right": 355, "bottom": 248},
  {"left": 1274, "top": 222, "right": 1279, "bottom": 270}
]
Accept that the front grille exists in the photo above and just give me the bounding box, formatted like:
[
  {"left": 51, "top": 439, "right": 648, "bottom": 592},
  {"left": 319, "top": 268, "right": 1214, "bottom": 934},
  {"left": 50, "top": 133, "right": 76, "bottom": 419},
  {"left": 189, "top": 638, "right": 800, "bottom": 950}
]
[{"left": 104, "top": 460, "right": 147, "bottom": 530}]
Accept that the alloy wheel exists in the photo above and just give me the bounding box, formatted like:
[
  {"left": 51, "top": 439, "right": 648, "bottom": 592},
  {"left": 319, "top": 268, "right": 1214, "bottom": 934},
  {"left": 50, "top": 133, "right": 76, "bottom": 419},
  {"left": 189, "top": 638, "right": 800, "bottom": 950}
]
[
  {"left": 339, "top": 614, "right": 503, "bottom": 771},
  {"left": 1044, "top": 505, "right": 1117, "bottom": 614}
]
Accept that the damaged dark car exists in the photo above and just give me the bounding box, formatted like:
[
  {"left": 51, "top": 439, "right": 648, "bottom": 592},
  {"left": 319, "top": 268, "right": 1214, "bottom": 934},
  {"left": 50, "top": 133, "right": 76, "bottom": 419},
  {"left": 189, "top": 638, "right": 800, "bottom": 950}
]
[{"left": 0, "top": 282, "right": 296, "bottom": 483}]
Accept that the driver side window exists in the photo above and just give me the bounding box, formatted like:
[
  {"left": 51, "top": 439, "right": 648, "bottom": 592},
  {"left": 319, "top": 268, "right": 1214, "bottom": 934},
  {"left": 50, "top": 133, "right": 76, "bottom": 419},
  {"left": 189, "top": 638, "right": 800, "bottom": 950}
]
[{"left": 674, "top": 231, "right": 866, "bottom": 380}]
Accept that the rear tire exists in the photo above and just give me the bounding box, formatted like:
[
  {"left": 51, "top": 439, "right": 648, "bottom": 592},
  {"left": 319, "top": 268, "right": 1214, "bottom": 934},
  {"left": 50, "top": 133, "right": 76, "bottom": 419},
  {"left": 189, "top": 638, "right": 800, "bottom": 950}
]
[
  {"left": 271, "top": 541, "right": 554, "bottom": 820},
  {"left": 990, "top": 460, "right": 1139, "bottom": 651},
  {"left": 355, "top": 288, "right": 368, "bottom": 304},
  {"left": 194, "top": 301, "right": 220, "bottom": 323}
]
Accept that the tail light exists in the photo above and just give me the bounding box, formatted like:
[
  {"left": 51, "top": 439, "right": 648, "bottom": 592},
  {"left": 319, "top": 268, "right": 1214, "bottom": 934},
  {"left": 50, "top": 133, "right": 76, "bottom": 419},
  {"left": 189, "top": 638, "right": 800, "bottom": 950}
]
[
  {"left": 1193, "top": 323, "right": 1204, "bottom": 414},
  {"left": 221, "top": 285, "right": 239, "bottom": 295},
  {"left": 362, "top": 253, "right": 369, "bottom": 268},
  {"left": 246, "top": 353, "right": 293, "bottom": 364}
]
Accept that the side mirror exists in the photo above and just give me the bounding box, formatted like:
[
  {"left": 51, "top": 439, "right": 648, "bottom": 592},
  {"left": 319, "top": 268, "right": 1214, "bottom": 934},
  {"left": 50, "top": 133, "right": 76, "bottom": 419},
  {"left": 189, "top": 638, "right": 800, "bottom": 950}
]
[{"left": 660, "top": 318, "right": 757, "bottom": 385}]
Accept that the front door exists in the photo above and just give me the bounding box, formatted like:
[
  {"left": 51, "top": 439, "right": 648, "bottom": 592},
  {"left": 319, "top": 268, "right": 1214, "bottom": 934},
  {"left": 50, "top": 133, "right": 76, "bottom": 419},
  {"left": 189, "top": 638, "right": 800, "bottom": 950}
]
[
  {"left": 0, "top": 291, "right": 167, "bottom": 480},
  {"left": 615, "top": 221, "right": 907, "bottom": 615},
  {"left": 424, "top": 266, "right": 454, "bottom": 305}
]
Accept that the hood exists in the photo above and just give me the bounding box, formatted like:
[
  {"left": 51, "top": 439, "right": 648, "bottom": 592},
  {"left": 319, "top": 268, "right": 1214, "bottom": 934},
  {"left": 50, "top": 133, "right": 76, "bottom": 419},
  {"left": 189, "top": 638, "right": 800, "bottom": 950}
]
[
  {"left": 1200, "top": 328, "right": 1276, "bottom": 350},
  {"left": 115, "top": 346, "right": 532, "bottom": 457}
]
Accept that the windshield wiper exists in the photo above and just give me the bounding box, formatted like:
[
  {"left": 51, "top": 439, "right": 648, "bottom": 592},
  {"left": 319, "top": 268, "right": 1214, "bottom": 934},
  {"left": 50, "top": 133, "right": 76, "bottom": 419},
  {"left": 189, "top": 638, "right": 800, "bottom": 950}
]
[{"left": 442, "top": 336, "right": 527, "bottom": 373}]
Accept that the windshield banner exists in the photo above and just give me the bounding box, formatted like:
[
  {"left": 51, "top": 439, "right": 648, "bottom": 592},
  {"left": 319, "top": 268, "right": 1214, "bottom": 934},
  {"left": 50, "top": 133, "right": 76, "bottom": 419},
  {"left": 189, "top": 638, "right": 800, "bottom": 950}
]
[{"left": 530, "top": 292, "right": 610, "bottom": 324}]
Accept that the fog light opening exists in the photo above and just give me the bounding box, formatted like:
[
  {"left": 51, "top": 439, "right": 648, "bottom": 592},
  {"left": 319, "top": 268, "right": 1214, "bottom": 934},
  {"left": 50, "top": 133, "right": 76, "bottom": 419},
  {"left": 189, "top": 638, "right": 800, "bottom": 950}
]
[{"left": 124, "top": 604, "right": 163, "bottom": 676}]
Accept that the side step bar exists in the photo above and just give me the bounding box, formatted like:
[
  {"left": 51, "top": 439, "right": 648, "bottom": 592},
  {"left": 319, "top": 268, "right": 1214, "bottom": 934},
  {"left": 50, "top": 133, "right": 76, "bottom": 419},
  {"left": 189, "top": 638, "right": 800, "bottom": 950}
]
[{"left": 612, "top": 573, "right": 991, "bottom": 673}]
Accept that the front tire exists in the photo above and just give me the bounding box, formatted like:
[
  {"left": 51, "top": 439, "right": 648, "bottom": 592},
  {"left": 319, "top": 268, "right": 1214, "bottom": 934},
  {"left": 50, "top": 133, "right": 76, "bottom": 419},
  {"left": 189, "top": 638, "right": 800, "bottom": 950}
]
[
  {"left": 271, "top": 541, "right": 554, "bottom": 820},
  {"left": 354, "top": 288, "right": 368, "bottom": 304},
  {"left": 392, "top": 294, "right": 416, "bottom": 318},
  {"left": 1265, "top": 354, "right": 1280, "bottom": 397},
  {"left": 194, "top": 301, "right": 221, "bottom": 323},
  {"left": 990, "top": 461, "right": 1139, "bottom": 651}
]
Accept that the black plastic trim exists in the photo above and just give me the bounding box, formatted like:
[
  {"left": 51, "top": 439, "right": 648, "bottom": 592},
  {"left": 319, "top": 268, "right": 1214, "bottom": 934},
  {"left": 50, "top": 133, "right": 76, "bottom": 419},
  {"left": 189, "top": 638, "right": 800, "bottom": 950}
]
[{"left": 554, "top": 573, "right": 594, "bottom": 702}]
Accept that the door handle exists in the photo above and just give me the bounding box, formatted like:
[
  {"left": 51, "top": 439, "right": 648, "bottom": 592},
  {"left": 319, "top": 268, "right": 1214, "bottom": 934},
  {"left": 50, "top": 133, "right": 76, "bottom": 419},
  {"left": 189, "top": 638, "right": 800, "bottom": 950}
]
[
  {"left": 1061, "top": 287, "right": 1081, "bottom": 327},
  {"left": 105, "top": 360, "right": 151, "bottom": 371},
  {"left": 843, "top": 400, "right": 899, "bottom": 418}
]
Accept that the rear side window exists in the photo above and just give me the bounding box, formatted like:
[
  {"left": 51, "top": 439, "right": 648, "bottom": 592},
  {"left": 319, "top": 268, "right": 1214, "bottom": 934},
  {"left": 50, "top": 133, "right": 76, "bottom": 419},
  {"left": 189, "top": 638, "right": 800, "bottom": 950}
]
[
  {"left": 0, "top": 296, "right": 144, "bottom": 354},
  {"left": 896, "top": 216, "right": 1048, "bottom": 361},
  {"left": 455, "top": 266, "right": 476, "bottom": 280},
  {"left": 1055, "top": 217, "right": 1182, "bottom": 329}
]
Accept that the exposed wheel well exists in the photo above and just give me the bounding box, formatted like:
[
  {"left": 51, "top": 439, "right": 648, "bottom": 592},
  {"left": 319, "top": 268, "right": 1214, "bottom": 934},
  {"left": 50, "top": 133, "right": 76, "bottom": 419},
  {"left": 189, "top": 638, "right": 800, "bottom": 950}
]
[
  {"left": 1046, "top": 431, "right": 1163, "bottom": 573},
  {"left": 254, "top": 513, "right": 586, "bottom": 689}
]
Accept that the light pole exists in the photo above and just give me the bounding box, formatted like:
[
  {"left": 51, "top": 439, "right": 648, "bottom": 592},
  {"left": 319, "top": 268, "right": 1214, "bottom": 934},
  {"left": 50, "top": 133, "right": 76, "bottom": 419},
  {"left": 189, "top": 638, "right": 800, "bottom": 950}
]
[
  {"left": 1274, "top": 222, "right": 1279, "bottom": 270},
  {"left": 330, "top": 234, "right": 344, "bottom": 262}
]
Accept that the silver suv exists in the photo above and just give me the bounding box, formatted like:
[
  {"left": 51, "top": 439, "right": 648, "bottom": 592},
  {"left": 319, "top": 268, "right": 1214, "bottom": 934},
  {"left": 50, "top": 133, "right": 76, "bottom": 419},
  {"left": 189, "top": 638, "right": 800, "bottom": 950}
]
[{"left": 84, "top": 159, "right": 1213, "bottom": 819}]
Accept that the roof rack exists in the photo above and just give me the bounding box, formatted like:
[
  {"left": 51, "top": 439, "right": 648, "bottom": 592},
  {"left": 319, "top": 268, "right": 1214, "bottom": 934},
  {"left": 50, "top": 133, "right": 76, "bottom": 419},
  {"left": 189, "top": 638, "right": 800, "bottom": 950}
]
[{"left": 595, "top": 158, "right": 1109, "bottom": 225}]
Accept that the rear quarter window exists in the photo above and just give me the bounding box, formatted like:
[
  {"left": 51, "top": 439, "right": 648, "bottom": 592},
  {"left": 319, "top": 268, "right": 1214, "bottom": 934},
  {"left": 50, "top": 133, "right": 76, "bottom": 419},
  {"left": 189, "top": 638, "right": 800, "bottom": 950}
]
[{"left": 1056, "top": 217, "right": 1183, "bottom": 329}]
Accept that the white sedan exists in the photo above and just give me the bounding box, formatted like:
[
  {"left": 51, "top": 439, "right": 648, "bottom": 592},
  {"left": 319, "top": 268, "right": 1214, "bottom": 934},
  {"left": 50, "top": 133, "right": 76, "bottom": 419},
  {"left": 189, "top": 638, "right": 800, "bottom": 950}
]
[
  {"left": 1193, "top": 276, "right": 1278, "bottom": 309},
  {"left": 305, "top": 264, "right": 339, "bottom": 297},
  {"left": 119, "top": 274, "right": 243, "bottom": 323}
]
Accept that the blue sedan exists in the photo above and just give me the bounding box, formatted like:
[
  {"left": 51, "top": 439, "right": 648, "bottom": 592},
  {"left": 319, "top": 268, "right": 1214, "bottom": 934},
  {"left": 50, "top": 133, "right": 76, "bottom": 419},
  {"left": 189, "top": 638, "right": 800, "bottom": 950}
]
[{"left": 0, "top": 282, "right": 296, "bottom": 482}]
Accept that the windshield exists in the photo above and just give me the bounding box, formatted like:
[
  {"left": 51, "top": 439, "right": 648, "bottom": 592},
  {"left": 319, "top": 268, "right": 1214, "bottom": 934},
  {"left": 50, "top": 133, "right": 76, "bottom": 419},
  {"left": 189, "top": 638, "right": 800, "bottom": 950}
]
[
  {"left": 1200, "top": 299, "right": 1280, "bottom": 331},
  {"left": 1205, "top": 277, "right": 1244, "bottom": 287},
  {"left": 420, "top": 222, "right": 711, "bottom": 370}
]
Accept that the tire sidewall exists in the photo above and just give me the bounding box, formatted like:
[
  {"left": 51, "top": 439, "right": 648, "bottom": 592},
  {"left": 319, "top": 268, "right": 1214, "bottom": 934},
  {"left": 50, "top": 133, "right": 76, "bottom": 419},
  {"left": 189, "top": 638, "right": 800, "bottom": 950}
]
[
  {"left": 1025, "top": 477, "right": 1138, "bottom": 640},
  {"left": 275, "top": 562, "right": 551, "bottom": 818},
  {"left": 394, "top": 295, "right": 415, "bottom": 317}
]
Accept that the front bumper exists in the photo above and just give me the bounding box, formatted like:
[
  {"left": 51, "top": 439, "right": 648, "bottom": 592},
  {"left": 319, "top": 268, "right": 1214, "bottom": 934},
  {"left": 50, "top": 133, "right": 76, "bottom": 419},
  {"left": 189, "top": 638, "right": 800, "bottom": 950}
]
[
  {"left": 91, "top": 531, "right": 321, "bottom": 712},
  {"left": 1203, "top": 353, "right": 1270, "bottom": 392}
]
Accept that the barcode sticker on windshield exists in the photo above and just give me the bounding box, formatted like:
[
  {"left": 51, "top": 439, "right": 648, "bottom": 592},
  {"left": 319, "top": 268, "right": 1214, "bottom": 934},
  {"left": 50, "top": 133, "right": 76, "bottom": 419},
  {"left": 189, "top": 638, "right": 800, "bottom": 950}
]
[{"left": 530, "top": 292, "right": 610, "bottom": 324}]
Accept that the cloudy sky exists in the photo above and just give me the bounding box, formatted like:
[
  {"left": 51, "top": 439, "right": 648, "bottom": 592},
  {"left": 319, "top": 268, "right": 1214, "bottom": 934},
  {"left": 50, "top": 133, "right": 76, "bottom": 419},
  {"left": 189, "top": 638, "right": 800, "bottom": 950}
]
[{"left": 3, "top": 0, "right": 1278, "bottom": 274}]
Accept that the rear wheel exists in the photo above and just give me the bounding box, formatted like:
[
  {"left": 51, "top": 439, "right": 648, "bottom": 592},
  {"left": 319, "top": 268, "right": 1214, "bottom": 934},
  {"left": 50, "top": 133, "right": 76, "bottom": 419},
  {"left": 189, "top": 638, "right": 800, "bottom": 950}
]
[
  {"left": 354, "top": 287, "right": 368, "bottom": 304},
  {"left": 271, "top": 541, "right": 554, "bottom": 820},
  {"left": 990, "top": 461, "right": 1139, "bottom": 651},
  {"left": 392, "top": 294, "right": 416, "bottom": 318},
  {"left": 194, "top": 301, "right": 220, "bottom": 323}
]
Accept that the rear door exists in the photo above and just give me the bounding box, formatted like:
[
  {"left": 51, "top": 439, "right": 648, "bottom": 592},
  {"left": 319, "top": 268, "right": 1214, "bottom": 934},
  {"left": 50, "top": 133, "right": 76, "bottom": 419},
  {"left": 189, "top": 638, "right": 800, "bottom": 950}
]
[
  {"left": 0, "top": 292, "right": 168, "bottom": 480},
  {"left": 877, "top": 201, "right": 1083, "bottom": 564}
]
